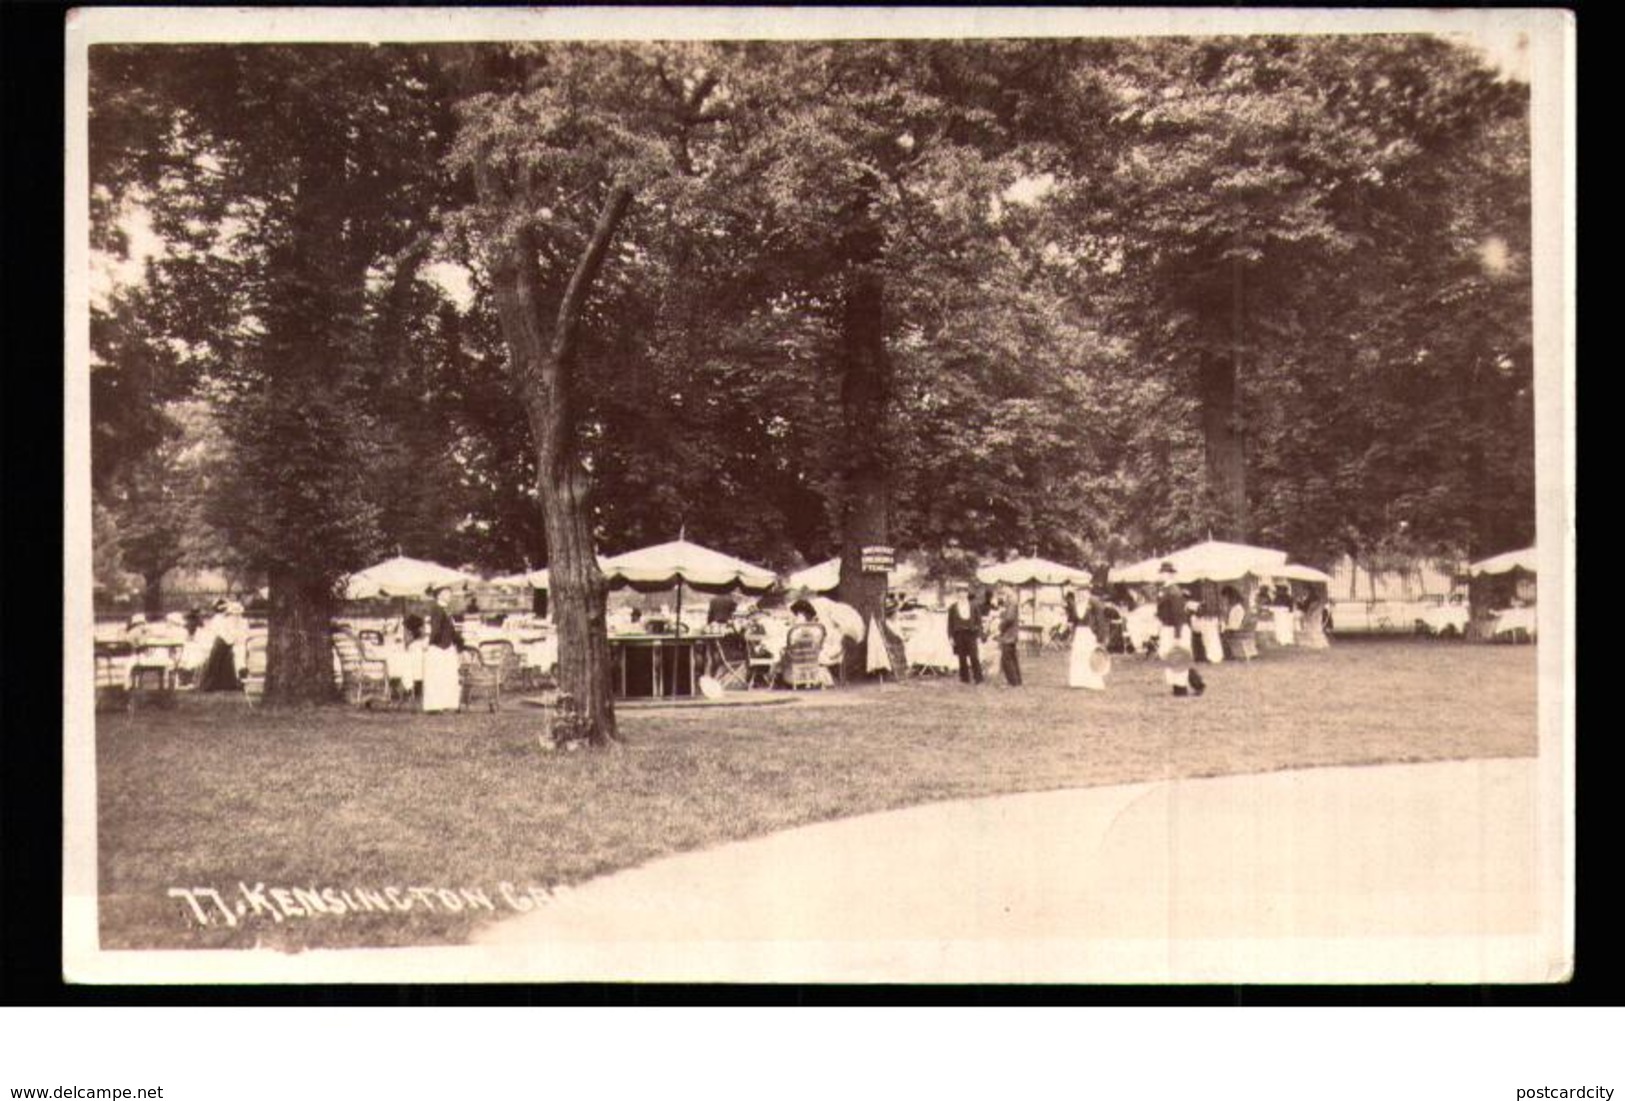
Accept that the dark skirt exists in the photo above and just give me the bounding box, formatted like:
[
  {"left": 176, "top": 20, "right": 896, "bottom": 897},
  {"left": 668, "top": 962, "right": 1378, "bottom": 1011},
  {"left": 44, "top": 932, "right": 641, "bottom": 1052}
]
[{"left": 198, "top": 638, "right": 240, "bottom": 692}]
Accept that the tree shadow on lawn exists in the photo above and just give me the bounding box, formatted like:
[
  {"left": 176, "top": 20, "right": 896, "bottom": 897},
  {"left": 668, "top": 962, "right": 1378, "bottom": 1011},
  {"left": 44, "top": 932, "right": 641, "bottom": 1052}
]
[{"left": 92, "top": 640, "right": 1538, "bottom": 951}]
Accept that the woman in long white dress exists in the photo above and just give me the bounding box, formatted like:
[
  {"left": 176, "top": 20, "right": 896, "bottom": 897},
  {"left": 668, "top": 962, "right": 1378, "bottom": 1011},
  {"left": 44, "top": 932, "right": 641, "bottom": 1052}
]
[
  {"left": 1064, "top": 588, "right": 1108, "bottom": 690},
  {"left": 421, "top": 586, "right": 464, "bottom": 713}
]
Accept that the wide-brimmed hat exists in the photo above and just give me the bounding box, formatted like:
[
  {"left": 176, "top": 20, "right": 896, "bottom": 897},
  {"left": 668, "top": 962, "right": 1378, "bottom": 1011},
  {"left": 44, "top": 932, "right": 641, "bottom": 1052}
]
[
  {"left": 1158, "top": 561, "right": 1178, "bottom": 576},
  {"left": 127, "top": 613, "right": 147, "bottom": 627}
]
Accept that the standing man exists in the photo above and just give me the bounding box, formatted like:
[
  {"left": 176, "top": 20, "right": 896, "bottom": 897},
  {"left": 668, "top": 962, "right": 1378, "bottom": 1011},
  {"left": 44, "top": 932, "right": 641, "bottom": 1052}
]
[
  {"left": 996, "top": 587, "right": 1023, "bottom": 687},
  {"left": 1156, "top": 563, "right": 1202, "bottom": 696},
  {"left": 946, "top": 585, "right": 984, "bottom": 685},
  {"left": 1155, "top": 563, "right": 1191, "bottom": 659}
]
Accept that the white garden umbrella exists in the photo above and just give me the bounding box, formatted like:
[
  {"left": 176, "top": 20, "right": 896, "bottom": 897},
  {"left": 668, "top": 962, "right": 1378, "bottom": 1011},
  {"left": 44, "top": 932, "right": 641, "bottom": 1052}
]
[
  {"left": 975, "top": 556, "right": 1094, "bottom": 588},
  {"left": 809, "top": 596, "right": 866, "bottom": 642},
  {"left": 490, "top": 569, "right": 549, "bottom": 589},
  {"left": 788, "top": 557, "right": 915, "bottom": 594},
  {"left": 865, "top": 615, "right": 893, "bottom": 675},
  {"left": 976, "top": 556, "right": 1094, "bottom": 625},
  {"left": 1468, "top": 547, "right": 1537, "bottom": 576},
  {"left": 344, "top": 556, "right": 477, "bottom": 600},
  {"left": 1110, "top": 540, "right": 1290, "bottom": 585},
  {"left": 786, "top": 558, "right": 842, "bottom": 593},
  {"left": 1271, "top": 563, "right": 1334, "bottom": 585},
  {"left": 489, "top": 560, "right": 611, "bottom": 590},
  {"left": 601, "top": 538, "right": 776, "bottom": 635},
  {"left": 600, "top": 538, "right": 776, "bottom": 593}
]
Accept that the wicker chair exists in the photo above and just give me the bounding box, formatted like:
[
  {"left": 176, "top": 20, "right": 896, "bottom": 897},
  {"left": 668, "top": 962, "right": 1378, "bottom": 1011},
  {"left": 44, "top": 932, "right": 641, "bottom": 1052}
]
[
  {"left": 782, "top": 623, "right": 830, "bottom": 690},
  {"left": 460, "top": 650, "right": 502, "bottom": 712},
  {"left": 1222, "top": 629, "right": 1259, "bottom": 662},
  {"left": 478, "top": 640, "right": 525, "bottom": 693},
  {"left": 332, "top": 632, "right": 392, "bottom": 708}
]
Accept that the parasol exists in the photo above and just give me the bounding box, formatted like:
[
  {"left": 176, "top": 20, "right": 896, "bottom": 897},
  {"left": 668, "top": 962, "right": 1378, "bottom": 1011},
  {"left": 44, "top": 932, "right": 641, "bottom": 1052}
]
[{"left": 345, "top": 556, "right": 477, "bottom": 600}]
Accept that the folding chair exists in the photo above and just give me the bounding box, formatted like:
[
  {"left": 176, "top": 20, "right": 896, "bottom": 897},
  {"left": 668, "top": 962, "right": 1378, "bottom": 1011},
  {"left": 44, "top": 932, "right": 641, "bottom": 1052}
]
[
  {"left": 746, "top": 639, "right": 777, "bottom": 689},
  {"left": 707, "top": 633, "right": 752, "bottom": 691}
]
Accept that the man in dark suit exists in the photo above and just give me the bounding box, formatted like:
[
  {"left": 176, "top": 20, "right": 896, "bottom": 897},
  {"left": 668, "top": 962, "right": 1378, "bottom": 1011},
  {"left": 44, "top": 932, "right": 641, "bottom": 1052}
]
[
  {"left": 946, "top": 586, "right": 984, "bottom": 684},
  {"left": 995, "top": 587, "right": 1024, "bottom": 687}
]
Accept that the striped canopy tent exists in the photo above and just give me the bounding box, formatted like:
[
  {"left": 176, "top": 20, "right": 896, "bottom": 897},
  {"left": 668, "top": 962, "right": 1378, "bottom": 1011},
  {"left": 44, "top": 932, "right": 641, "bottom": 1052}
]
[
  {"left": 344, "top": 556, "right": 477, "bottom": 600},
  {"left": 1468, "top": 547, "right": 1537, "bottom": 576},
  {"left": 1110, "top": 540, "right": 1290, "bottom": 586}
]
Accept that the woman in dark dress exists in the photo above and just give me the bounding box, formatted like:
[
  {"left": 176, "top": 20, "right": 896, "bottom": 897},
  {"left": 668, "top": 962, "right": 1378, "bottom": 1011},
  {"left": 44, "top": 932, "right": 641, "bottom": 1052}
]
[{"left": 197, "top": 601, "right": 240, "bottom": 692}]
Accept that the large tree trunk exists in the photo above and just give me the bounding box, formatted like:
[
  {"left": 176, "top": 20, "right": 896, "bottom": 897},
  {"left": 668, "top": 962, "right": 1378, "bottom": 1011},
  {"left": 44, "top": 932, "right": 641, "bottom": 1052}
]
[
  {"left": 832, "top": 234, "right": 892, "bottom": 682},
  {"left": 1467, "top": 358, "right": 1491, "bottom": 559},
  {"left": 481, "top": 189, "right": 632, "bottom": 747},
  {"left": 1199, "top": 348, "right": 1247, "bottom": 540},
  {"left": 142, "top": 571, "right": 165, "bottom": 618},
  {"left": 265, "top": 568, "right": 338, "bottom": 705},
  {"left": 1199, "top": 258, "right": 1250, "bottom": 541},
  {"left": 258, "top": 96, "right": 369, "bottom": 706}
]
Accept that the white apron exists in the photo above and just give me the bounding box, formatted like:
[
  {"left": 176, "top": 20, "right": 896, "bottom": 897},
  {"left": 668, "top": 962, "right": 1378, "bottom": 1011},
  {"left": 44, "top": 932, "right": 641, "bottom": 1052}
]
[
  {"left": 1067, "top": 627, "right": 1106, "bottom": 690},
  {"left": 1195, "top": 616, "right": 1225, "bottom": 664},
  {"left": 421, "top": 644, "right": 461, "bottom": 712},
  {"left": 1157, "top": 624, "right": 1192, "bottom": 661},
  {"left": 1272, "top": 606, "right": 1296, "bottom": 646}
]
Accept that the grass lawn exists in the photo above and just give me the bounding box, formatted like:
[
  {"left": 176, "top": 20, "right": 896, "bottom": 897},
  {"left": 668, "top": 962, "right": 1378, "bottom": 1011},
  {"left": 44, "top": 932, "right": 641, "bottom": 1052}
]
[{"left": 95, "top": 638, "right": 1538, "bottom": 951}]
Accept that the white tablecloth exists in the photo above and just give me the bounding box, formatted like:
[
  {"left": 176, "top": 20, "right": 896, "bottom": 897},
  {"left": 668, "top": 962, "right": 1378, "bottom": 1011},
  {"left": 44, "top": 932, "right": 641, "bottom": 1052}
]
[
  {"left": 1121, "top": 605, "right": 1160, "bottom": 652},
  {"left": 1267, "top": 606, "right": 1296, "bottom": 645},
  {"left": 517, "top": 637, "right": 557, "bottom": 672},
  {"left": 1492, "top": 608, "right": 1536, "bottom": 638},
  {"left": 896, "top": 611, "right": 956, "bottom": 671},
  {"left": 1419, "top": 605, "right": 1471, "bottom": 634},
  {"left": 1192, "top": 615, "right": 1224, "bottom": 664}
]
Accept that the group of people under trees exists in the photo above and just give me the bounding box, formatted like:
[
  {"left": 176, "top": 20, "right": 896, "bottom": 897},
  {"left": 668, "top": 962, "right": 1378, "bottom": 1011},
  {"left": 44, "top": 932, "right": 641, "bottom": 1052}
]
[
  {"left": 123, "top": 599, "right": 247, "bottom": 692},
  {"left": 119, "top": 563, "right": 1324, "bottom": 707},
  {"left": 938, "top": 563, "right": 1326, "bottom": 700},
  {"left": 944, "top": 581, "right": 1114, "bottom": 693}
]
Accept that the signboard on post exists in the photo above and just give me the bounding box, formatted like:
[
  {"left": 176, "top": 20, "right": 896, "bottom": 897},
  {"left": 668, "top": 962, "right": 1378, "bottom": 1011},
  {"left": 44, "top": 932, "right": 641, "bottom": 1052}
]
[{"left": 861, "top": 545, "right": 895, "bottom": 574}]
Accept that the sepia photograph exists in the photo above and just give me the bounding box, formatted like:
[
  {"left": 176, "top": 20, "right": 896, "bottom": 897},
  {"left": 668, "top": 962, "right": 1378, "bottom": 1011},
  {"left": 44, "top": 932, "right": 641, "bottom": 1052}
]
[{"left": 62, "top": 6, "right": 1574, "bottom": 985}]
